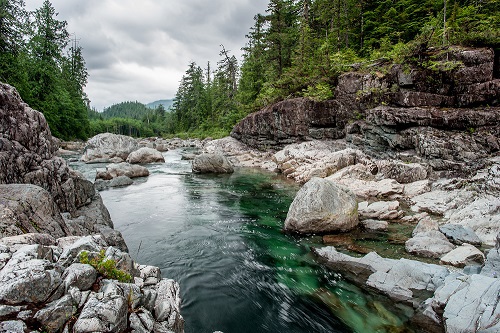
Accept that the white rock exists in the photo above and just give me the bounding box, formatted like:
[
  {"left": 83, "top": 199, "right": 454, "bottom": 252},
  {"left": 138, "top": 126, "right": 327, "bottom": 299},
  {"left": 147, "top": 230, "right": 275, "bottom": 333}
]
[
  {"left": 433, "top": 274, "right": 500, "bottom": 332},
  {"left": 412, "top": 215, "right": 439, "bottom": 236},
  {"left": 358, "top": 201, "right": 403, "bottom": 220},
  {"left": 361, "top": 219, "right": 389, "bottom": 231},
  {"left": 330, "top": 177, "right": 404, "bottom": 201},
  {"left": 154, "top": 279, "right": 184, "bottom": 331},
  {"left": 403, "top": 180, "right": 431, "bottom": 198},
  {"left": 440, "top": 244, "right": 485, "bottom": 267},
  {"left": 405, "top": 230, "right": 455, "bottom": 258}
]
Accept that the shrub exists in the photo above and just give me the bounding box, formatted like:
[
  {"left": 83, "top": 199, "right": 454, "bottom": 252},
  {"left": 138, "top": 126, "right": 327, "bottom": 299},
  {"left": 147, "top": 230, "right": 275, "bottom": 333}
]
[{"left": 80, "top": 249, "right": 132, "bottom": 283}]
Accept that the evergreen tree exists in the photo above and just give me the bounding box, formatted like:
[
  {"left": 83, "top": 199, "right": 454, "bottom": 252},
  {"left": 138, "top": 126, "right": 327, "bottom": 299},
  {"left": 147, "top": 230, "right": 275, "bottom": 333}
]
[
  {"left": 0, "top": 0, "right": 28, "bottom": 92},
  {"left": 171, "top": 62, "right": 206, "bottom": 132},
  {"left": 264, "top": 0, "right": 299, "bottom": 80},
  {"left": 238, "top": 14, "right": 267, "bottom": 107}
]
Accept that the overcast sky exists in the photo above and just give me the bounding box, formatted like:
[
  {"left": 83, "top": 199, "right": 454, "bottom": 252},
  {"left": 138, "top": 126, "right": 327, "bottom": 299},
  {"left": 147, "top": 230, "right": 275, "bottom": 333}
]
[{"left": 24, "top": 0, "right": 269, "bottom": 110}]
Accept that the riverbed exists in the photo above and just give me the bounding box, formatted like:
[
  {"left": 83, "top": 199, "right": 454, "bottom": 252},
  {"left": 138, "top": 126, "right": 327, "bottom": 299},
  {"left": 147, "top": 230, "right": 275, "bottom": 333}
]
[{"left": 69, "top": 149, "right": 417, "bottom": 333}]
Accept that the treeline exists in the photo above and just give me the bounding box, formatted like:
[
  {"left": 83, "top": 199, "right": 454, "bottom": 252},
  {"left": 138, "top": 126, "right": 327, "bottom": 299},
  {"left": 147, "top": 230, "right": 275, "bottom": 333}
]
[
  {"left": 2, "top": 1, "right": 498, "bottom": 140},
  {"left": 169, "top": 0, "right": 499, "bottom": 136},
  {"left": 0, "top": 0, "right": 90, "bottom": 140},
  {"left": 88, "top": 101, "right": 168, "bottom": 138}
]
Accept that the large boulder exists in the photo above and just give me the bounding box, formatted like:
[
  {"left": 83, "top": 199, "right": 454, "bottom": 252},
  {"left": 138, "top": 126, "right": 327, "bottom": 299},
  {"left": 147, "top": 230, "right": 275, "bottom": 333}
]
[
  {"left": 284, "top": 178, "right": 358, "bottom": 233},
  {"left": 126, "top": 147, "right": 165, "bottom": 164},
  {"left": 0, "top": 83, "right": 95, "bottom": 213},
  {"left": 81, "top": 133, "right": 138, "bottom": 164},
  {"left": 192, "top": 153, "right": 234, "bottom": 174}
]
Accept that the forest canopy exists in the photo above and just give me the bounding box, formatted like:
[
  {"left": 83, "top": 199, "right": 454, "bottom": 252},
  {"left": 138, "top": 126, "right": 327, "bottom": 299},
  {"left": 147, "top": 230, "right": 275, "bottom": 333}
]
[
  {"left": 1, "top": 0, "right": 498, "bottom": 140},
  {"left": 168, "top": 0, "right": 499, "bottom": 137},
  {"left": 0, "top": 0, "right": 90, "bottom": 140}
]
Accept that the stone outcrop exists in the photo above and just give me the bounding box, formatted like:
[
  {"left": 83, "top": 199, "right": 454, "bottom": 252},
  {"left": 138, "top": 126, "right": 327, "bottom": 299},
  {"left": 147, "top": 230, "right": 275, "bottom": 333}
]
[
  {"left": 284, "top": 178, "right": 358, "bottom": 233},
  {"left": 191, "top": 153, "right": 234, "bottom": 174},
  {"left": 126, "top": 147, "right": 165, "bottom": 164},
  {"left": 0, "top": 184, "right": 69, "bottom": 238},
  {"left": 231, "top": 98, "right": 352, "bottom": 148},
  {"left": 81, "top": 133, "right": 139, "bottom": 164},
  {"left": 231, "top": 46, "right": 499, "bottom": 177},
  {"left": 411, "top": 188, "right": 500, "bottom": 246},
  {"left": 0, "top": 83, "right": 95, "bottom": 214},
  {"left": 0, "top": 236, "right": 184, "bottom": 333},
  {"left": 424, "top": 273, "right": 500, "bottom": 333}
]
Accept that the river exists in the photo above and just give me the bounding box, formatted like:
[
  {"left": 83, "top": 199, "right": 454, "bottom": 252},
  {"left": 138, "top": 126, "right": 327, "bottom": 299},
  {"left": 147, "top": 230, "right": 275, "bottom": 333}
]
[{"left": 69, "top": 148, "right": 416, "bottom": 333}]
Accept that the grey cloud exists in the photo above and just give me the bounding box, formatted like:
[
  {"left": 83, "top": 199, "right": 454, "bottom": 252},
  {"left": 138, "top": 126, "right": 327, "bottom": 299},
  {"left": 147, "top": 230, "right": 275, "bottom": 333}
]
[{"left": 24, "top": 0, "right": 268, "bottom": 110}]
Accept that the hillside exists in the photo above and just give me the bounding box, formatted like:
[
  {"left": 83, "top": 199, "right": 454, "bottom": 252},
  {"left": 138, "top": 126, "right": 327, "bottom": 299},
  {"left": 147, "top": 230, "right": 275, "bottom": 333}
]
[{"left": 100, "top": 101, "right": 151, "bottom": 119}]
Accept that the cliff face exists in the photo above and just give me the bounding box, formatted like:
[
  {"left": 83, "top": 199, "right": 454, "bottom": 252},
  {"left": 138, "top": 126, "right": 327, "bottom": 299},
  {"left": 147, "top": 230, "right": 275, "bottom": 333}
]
[
  {"left": 0, "top": 83, "right": 185, "bottom": 332},
  {"left": 231, "top": 46, "right": 499, "bottom": 176},
  {"left": 0, "top": 82, "right": 126, "bottom": 250},
  {"left": 0, "top": 82, "right": 94, "bottom": 214}
]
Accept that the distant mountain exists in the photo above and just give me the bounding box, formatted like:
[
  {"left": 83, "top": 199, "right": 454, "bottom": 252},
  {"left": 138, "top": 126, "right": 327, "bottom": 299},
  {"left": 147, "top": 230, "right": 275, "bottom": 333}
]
[{"left": 146, "top": 99, "right": 174, "bottom": 110}]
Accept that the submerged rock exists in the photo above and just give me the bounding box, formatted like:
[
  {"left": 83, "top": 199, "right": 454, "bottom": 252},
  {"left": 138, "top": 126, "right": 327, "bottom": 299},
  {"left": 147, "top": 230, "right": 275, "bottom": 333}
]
[
  {"left": 284, "top": 178, "right": 358, "bottom": 233},
  {"left": 314, "top": 247, "right": 449, "bottom": 307},
  {"left": 192, "top": 153, "right": 234, "bottom": 174}
]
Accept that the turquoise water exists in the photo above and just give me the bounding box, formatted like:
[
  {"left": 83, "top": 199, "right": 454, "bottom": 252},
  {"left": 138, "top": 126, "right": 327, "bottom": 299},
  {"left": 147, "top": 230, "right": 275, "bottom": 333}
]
[{"left": 71, "top": 150, "right": 416, "bottom": 333}]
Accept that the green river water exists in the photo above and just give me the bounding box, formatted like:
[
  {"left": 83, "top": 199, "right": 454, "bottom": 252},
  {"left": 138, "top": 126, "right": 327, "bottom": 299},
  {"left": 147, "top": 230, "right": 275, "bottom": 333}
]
[{"left": 71, "top": 149, "right": 421, "bottom": 333}]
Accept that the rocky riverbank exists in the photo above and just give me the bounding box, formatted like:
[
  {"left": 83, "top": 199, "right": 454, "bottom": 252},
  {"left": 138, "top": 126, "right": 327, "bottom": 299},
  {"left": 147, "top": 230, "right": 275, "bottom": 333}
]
[
  {"left": 202, "top": 46, "right": 500, "bottom": 333},
  {"left": 1, "top": 45, "right": 498, "bottom": 333},
  {"left": 0, "top": 83, "right": 184, "bottom": 332}
]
